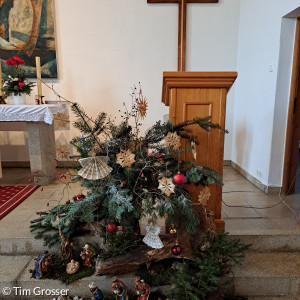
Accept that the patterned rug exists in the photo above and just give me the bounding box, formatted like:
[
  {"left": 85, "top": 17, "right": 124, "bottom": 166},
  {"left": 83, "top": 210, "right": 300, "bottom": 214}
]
[{"left": 0, "top": 186, "right": 39, "bottom": 220}]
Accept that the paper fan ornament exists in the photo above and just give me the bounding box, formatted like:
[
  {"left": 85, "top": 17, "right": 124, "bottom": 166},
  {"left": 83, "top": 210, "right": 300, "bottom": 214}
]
[
  {"left": 143, "top": 225, "right": 163, "bottom": 249},
  {"left": 164, "top": 132, "right": 181, "bottom": 151},
  {"left": 78, "top": 156, "right": 112, "bottom": 180},
  {"left": 191, "top": 141, "right": 197, "bottom": 160},
  {"left": 158, "top": 176, "right": 175, "bottom": 196},
  {"left": 198, "top": 186, "right": 211, "bottom": 206},
  {"left": 116, "top": 149, "right": 136, "bottom": 168}
]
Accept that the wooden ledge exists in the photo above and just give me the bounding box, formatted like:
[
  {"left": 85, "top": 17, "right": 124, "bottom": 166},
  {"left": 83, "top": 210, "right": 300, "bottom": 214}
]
[{"left": 162, "top": 71, "right": 237, "bottom": 106}]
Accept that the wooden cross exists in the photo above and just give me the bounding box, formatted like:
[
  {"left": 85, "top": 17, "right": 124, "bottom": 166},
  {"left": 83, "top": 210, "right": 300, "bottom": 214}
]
[{"left": 148, "top": 0, "right": 218, "bottom": 71}]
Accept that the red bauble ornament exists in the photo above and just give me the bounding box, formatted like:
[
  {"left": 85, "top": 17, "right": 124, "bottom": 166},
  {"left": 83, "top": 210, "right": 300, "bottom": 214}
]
[
  {"left": 107, "top": 223, "right": 117, "bottom": 232},
  {"left": 171, "top": 244, "right": 182, "bottom": 256},
  {"left": 74, "top": 194, "right": 85, "bottom": 202},
  {"left": 173, "top": 172, "right": 185, "bottom": 185}
]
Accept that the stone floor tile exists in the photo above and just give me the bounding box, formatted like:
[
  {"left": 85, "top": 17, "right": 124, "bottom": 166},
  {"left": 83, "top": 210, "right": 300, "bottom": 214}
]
[{"left": 0, "top": 256, "right": 32, "bottom": 283}]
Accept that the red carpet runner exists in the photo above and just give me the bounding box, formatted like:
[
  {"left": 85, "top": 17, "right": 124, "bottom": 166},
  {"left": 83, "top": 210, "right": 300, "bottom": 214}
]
[{"left": 0, "top": 186, "right": 39, "bottom": 220}]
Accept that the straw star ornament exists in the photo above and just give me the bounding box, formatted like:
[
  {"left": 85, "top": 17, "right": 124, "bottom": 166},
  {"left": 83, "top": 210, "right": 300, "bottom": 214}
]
[
  {"left": 137, "top": 96, "right": 148, "bottom": 119},
  {"left": 56, "top": 144, "right": 70, "bottom": 160},
  {"left": 116, "top": 149, "right": 136, "bottom": 168},
  {"left": 198, "top": 186, "right": 211, "bottom": 206},
  {"left": 54, "top": 112, "right": 70, "bottom": 128},
  {"left": 158, "top": 176, "right": 175, "bottom": 196},
  {"left": 164, "top": 132, "right": 181, "bottom": 151}
]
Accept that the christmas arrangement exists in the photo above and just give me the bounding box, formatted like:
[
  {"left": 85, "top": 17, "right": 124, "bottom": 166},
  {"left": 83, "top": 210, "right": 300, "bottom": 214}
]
[
  {"left": 30, "top": 85, "right": 248, "bottom": 299},
  {"left": 1, "top": 56, "right": 35, "bottom": 97}
]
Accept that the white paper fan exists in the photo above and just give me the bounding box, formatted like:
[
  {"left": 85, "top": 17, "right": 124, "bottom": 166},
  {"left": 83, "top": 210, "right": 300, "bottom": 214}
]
[{"left": 78, "top": 156, "right": 112, "bottom": 180}]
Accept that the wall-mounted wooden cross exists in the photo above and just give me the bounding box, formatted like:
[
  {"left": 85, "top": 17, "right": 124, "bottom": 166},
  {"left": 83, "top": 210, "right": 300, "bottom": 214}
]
[{"left": 148, "top": 0, "right": 218, "bottom": 71}]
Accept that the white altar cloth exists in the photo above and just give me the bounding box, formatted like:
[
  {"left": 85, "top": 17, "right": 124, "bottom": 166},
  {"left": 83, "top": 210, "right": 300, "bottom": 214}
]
[{"left": 0, "top": 105, "right": 66, "bottom": 124}]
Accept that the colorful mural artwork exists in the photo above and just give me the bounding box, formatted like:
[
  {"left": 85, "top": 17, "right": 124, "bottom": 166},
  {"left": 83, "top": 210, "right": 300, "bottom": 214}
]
[{"left": 0, "top": 0, "right": 57, "bottom": 78}]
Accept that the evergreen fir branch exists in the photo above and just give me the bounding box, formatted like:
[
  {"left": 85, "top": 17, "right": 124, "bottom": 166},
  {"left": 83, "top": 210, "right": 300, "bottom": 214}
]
[
  {"left": 107, "top": 185, "right": 134, "bottom": 220},
  {"left": 93, "top": 112, "right": 107, "bottom": 133},
  {"left": 174, "top": 116, "right": 228, "bottom": 134},
  {"left": 163, "top": 146, "right": 194, "bottom": 160},
  {"left": 186, "top": 165, "right": 223, "bottom": 186},
  {"left": 71, "top": 103, "right": 102, "bottom": 149},
  {"left": 164, "top": 231, "right": 249, "bottom": 300}
]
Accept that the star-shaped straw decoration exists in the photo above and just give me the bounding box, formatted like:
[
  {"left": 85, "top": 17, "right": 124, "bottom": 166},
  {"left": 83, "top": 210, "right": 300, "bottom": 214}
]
[
  {"left": 164, "top": 132, "right": 181, "bottom": 151},
  {"left": 116, "top": 149, "right": 136, "bottom": 168},
  {"left": 158, "top": 176, "right": 175, "bottom": 196},
  {"left": 137, "top": 96, "right": 148, "bottom": 119},
  {"left": 54, "top": 112, "right": 70, "bottom": 128},
  {"left": 198, "top": 186, "right": 211, "bottom": 206},
  {"left": 56, "top": 144, "right": 70, "bottom": 159}
]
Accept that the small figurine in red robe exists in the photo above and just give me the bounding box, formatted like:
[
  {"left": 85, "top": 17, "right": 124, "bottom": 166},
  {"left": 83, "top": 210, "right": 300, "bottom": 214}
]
[
  {"left": 80, "top": 244, "right": 94, "bottom": 267},
  {"left": 134, "top": 276, "right": 150, "bottom": 300},
  {"left": 112, "top": 279, "right": 128, "bottom": 300}
]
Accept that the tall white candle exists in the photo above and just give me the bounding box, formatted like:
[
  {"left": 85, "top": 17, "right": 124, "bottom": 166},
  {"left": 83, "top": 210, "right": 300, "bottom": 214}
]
[
  {"left": 35, "top": 56, "right": 42, "bottom": 97},
  {"left": 0, "top": 61, "right": 3, "bottom": 96}
]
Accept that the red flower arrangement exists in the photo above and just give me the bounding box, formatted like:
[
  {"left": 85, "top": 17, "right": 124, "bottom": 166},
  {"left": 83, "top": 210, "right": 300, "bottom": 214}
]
[
  {"left": 1, "top": 56, "right": 34, "bottom": 96},
  {"left": 5, "top": 56, "right": 25, "bottom": 66}
]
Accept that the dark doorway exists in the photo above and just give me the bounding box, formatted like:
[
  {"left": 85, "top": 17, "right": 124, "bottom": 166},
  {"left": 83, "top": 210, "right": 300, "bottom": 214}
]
[
  {"left": 282, "top": 18, "right": 300, "bottom": 195},
  {"left": 295, "top": 143, "right": 300, "bottom": 194}
]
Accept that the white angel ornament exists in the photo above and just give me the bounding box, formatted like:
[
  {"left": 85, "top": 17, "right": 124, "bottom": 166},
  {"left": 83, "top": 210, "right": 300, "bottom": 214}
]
[{"left": 143, "top": 223, "right": 163, "bottom": 249}]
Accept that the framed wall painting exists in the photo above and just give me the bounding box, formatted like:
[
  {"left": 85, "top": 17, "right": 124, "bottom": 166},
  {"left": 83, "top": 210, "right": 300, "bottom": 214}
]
[{"left": 0, "top": 0, "right": 57, "bottom": 78}]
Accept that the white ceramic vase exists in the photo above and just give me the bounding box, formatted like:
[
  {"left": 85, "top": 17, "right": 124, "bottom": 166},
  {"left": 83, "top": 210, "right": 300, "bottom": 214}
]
[{"left": 12, "top": 94, "right": 26, "bottom": 105}]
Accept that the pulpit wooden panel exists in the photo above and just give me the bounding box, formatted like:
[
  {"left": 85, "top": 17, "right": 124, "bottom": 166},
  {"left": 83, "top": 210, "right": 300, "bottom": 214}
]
[{"left": 162, "top": 72, "right": 237, "bottom": 230}]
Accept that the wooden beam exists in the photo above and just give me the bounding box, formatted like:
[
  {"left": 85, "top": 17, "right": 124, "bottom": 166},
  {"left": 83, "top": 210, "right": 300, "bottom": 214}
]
[
  {"left": 178, "top": 0, "right": 186, "bottom": 71},
  {"left": 147, "top": 0, "right": 219, "bottom": 71}
]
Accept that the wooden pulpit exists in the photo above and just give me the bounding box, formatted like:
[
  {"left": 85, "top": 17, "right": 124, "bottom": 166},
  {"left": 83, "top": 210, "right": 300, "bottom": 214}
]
[{"left": 162, "top": 72, "right": 237, "bottom": 230}]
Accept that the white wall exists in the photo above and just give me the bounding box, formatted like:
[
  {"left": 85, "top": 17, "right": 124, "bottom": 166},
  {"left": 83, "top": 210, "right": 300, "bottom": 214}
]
[
  {"left": 188, "top": 0, "right": 240, "bottom": 159},
  {"left": 269, "top": 17, "right": 297, "bottom": 187},
  {"left": 231, "top": 0, "right": 300, "bottom": 187},
  {"left": 0, "top": 0, "right": 240, "bottom": 161}
]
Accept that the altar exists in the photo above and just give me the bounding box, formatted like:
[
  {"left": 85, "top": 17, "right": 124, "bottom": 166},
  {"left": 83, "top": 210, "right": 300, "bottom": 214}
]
[{"left": 0, "top": 105, "right": 67, "bottom": 185}]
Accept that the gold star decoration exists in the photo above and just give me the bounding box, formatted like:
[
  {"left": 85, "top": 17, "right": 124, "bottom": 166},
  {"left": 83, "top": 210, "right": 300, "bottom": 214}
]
[
  {"left": 164, "top": 132, "right": 181, "bottom": 151},
  {"left": 116, "top": 149, "right": 136, "bottom": 168},
  {"left": 137, "top": 96, "right": 148, "bottom": 119},
  {"left": 56, "top": 144, "right": 70, "bottom": 160},
  {"left": 158, "top": 176, "right": 175, "bottom": 196},
  {"left": 53, "top": 112, "right": 70, "bottom": 128},
  {"left": 198, "top": 186, "right": 211, "bottom": 206},
  {"left": 191, "top": 141, "right": 197, "bottom": 160}
]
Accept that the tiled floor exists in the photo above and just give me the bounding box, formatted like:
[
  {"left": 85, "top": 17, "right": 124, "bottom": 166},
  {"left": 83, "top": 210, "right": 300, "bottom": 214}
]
[
  {"left": 0, "top": 166, "right": 300, "bottom": 238},
  {"left": 0, "top": 167, "right": 86, "bottom": 239},
  {"left": 222, "top": 167, "right": 296, "bottom": 220}
]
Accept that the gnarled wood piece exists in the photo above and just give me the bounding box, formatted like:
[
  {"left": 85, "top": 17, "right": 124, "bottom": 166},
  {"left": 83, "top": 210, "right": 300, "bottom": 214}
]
[
  {"left": 96, "top": 232, "right": 193, "bottom": 276},
  {"left": 96, "top": 204, "right": 216, "bottom": 277}
]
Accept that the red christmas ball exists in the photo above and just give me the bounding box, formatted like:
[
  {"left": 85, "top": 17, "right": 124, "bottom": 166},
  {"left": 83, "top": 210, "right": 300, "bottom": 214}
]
[
  {"left": 173, "top": 172, "right": 185, "bottom": 185},
  {"left": 171, "top": 244, "right": 182, "bottom": 256},
  {"left": 74, "top": 194, "right": 85, "bottom": 202},
  {"left": 107, "top": 223, "right": 117, "bottom": 232}
]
